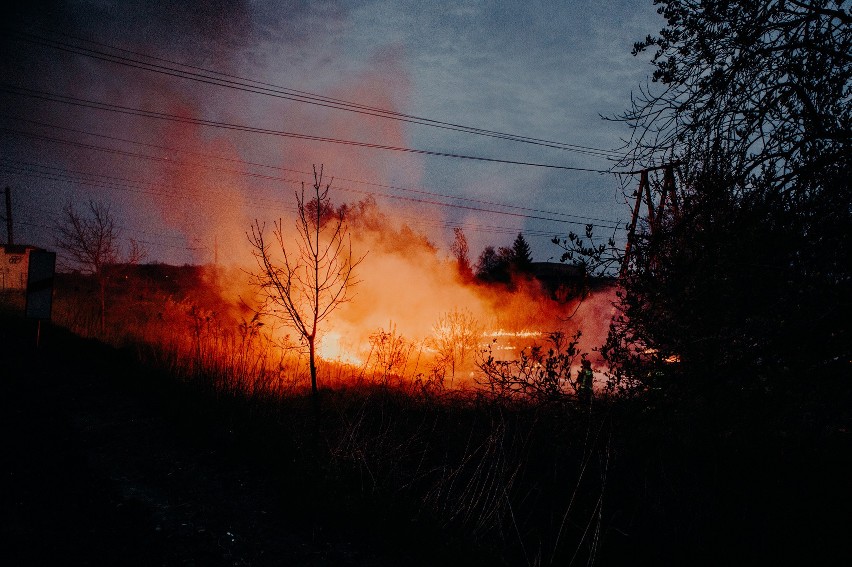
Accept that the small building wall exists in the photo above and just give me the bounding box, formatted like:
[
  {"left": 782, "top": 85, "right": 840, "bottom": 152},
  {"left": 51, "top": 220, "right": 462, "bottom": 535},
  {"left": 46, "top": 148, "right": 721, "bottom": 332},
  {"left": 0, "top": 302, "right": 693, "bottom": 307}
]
[{"left": 1, "top": 245, "right": 37, "bottom": 290}]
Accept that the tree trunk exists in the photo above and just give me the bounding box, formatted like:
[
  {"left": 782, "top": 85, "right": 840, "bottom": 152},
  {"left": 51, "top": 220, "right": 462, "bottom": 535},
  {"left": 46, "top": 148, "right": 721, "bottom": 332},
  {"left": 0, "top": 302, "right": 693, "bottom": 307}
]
[
  {"left": 307, "top": 334, "right": 320, "bottom": 439},
  {"left": 308, "top": 335, "right": 318, "bottom": 398},
  {"left": 99, "top": 276, "right": 106, "bottom": 336}
]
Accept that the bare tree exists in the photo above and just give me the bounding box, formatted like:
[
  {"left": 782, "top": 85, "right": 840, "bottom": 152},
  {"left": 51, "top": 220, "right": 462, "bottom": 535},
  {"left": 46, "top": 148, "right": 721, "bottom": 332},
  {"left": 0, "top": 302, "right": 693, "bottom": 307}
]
[
  {"left": 55, "top": 200, "right": 145, "bottom": 334},
  {"left": 248, "top": 166, "right": 363, "bottom": 399},
  {"left": 450, "top": 227, "right": 473, "bottom": 281},
  {"left": 429, "top": 307, "right": 481, "bottom": 384}
]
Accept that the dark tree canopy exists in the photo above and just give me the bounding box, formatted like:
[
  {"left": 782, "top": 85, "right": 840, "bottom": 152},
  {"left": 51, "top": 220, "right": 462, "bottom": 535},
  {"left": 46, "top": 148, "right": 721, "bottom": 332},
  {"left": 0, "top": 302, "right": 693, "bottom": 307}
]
[
  {"left": 475, "top": 233, "right": 535, "bottom": 284},
  {"left": 510, "top": 233, "right": 533, "bottom": 272},
  {"left": 594, "top": 0, "right": 851, "bottom": 396},
  {"left": 474, "top": 246, "right": 510, "bottom": 284},
  {"left": 623, "top": 0, "right": 850, "bottom": 193}
]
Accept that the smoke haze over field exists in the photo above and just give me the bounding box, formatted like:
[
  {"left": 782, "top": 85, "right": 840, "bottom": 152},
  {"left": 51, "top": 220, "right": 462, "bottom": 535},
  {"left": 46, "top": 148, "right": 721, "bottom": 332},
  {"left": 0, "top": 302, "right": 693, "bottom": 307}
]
[
  {"left": 0, "top": 1, "right": 656, "bottom": 365},
  {"left": 1, "top": 0, "right": 660, "bottom": 266}
]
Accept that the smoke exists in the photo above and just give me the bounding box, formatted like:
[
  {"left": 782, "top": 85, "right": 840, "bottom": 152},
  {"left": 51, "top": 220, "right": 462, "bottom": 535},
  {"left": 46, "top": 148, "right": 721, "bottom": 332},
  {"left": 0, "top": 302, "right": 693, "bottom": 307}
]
[
  {"left": 288, "top": 194, "right": 617, "bottom": 378},
  {"left": 1, "top": 0, "right": 368, "bottom": 262},
  {"left": 135, "top": 101, "right": 258, "bottom": 266},
  {"left": 1, "top": 1, "right": 620, "bottom": 386}
]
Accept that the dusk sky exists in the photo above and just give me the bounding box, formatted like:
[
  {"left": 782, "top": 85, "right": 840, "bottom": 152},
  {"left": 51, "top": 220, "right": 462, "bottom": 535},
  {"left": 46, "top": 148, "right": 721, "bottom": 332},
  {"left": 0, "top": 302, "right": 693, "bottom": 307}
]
[{"left": 1, "top": 0, "right": 662, "bottom": 266}]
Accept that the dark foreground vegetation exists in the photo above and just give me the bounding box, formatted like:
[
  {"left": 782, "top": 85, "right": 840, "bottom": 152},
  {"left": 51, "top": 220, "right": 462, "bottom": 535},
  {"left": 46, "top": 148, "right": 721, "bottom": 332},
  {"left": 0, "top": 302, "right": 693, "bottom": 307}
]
[{"left": 2, "top": 303, "right": 848, "bottom": 566}]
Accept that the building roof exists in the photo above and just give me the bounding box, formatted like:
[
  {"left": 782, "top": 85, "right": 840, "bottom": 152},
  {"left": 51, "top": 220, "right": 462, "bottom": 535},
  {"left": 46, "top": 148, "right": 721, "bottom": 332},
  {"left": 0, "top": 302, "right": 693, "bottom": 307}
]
[{"left": 2, "top": 244, "right": 40, "bottom": 255}]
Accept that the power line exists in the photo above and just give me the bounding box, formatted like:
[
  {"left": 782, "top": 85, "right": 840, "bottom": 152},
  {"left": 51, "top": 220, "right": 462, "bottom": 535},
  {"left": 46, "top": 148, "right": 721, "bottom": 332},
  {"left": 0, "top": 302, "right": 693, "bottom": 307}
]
[
  {"left": 6, "top": 170, "right": 571, "bottom": 254},
  {"left": 0, "top": 84, "right": 617, "bottom": 173},
  {"left": 329, "top": 182, "right": 623, "bottom": 230},
  {"left": 15, "top": 218, "right": 202, "bottom": 251},
  {"left": 0, "top": 115, "right": 620, "bottom": 224},
  {"left": 8, "top": 28, "right": 627, "bottom": 161},
  {"left": 24, "top": 204, "right": 208, "bottom": 246},
  {"left": 0, "top": 127, "right": 625, "bottom": 230},
  {"left": 2, "top": 159, "right": 623, "bottom": 235},
  {"left": 2, "top": 163, "right": 618, "bottom": 250},
  {"left": 0, "top": 160, "right": 299, "bottom": 214}
]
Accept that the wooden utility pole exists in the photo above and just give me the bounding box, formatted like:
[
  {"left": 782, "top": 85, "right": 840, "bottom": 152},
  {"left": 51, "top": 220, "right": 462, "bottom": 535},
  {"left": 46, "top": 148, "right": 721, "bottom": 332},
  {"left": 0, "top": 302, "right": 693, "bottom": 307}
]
[
  {"left": 621, "top": 164, "right": 679, "bottom": 278},
  {"left": 4, "top": 187, "right": 12, "bottom": 245}
]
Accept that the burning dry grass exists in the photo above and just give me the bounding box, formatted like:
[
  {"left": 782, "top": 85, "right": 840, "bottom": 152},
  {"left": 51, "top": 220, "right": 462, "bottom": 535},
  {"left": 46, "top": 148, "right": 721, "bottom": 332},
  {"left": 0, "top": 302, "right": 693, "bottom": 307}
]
[
  {"left": 48, "top": 257, "right": 616, "bottom": 404},
  {"left": 35, "top": 265, "right": 619, "bottom": 564}
]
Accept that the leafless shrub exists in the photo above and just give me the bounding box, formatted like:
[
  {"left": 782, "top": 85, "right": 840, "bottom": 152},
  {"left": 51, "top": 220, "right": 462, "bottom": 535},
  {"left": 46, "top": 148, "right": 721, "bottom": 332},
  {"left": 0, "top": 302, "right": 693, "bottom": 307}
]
[
  {"left": 366, "top": 322, "right": 414, "bottom": 384},
  {"left": 428, "top": 308, "right": 481, "bottom": 384},
  {"left": 476, "top": 330, "right": 593, "bottom": 404}
]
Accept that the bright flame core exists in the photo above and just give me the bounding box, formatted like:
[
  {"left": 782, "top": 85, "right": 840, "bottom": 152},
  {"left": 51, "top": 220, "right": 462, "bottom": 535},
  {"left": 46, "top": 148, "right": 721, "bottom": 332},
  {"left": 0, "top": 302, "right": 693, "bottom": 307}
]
[{"left": 317, "top": 331, "right": 364, "bottom": 366}]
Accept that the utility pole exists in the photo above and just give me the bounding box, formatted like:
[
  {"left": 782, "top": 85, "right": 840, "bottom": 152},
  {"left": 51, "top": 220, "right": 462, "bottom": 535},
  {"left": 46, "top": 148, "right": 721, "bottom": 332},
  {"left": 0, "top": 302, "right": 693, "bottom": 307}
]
[
  {"left": 4, "top": 187, "right": 13, "bottom": 245},
  {"left": 621, "top": 164, "right": 679, "bottom": 278}
]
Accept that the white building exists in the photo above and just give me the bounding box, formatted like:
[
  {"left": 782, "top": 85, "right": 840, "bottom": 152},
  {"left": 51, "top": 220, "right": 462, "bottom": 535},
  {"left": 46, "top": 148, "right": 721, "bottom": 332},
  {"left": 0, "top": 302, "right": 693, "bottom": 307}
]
[{"left": 1, "top": 244, "right": 39, "bottom": 290}]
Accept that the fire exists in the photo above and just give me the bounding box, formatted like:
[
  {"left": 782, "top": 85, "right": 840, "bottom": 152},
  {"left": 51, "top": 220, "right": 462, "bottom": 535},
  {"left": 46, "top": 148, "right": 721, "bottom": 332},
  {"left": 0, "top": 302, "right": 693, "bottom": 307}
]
[
  {"left": 36, "top": 45, "right": 620, "bottom": 398},
  {"left": 483, "top": 329, "right": 543, "bottom": 353},
  {"left": 94, "top": 105, "right": 617, "bottom": 392},
  {"left": 317, "top": 331, "right": 364, "bottom": 366},
  {"left": 642, "top": 348, "right": 681, "bottom": 364}
]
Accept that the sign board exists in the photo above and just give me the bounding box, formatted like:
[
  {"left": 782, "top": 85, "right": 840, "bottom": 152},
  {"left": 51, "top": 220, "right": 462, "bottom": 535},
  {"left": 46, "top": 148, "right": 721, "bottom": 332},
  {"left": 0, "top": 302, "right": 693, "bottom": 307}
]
[{"left": 25, "top": 250, "right": 56, "bottom": 320}]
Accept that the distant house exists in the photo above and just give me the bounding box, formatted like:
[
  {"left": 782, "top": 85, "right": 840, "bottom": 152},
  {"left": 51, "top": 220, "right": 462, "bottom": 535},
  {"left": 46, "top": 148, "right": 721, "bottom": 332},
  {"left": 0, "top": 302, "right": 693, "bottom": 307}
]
[{"left": 1, "top": 244, "right": 40, "bottom": 291}]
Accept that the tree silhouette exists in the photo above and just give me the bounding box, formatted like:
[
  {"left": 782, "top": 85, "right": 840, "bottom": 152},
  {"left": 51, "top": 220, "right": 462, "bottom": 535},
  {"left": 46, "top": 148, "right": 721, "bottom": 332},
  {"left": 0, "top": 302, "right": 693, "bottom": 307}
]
[
  {"left": 54, "top": 200, "right": 145, "bottom": 334},
  {"left": 510, "top": 233, "right": 533, "bottom": 273},
  {"left": 598, "top": 0, "right": 851, "bottom": 395},
  {"left": 475, "top": 234, "right": 533, "bottom": 284},
  {"left": 622, "top": 0, "right": 849, "bottom": 191},
  {"left": 450, "top": 227, "right": 473, "bottom": 281},
  {"left": 248, "top": 166, "right": 363, "bottom": 400},
  {"left": 475, "top": 245, "right": 511, "bottom": 283}
]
